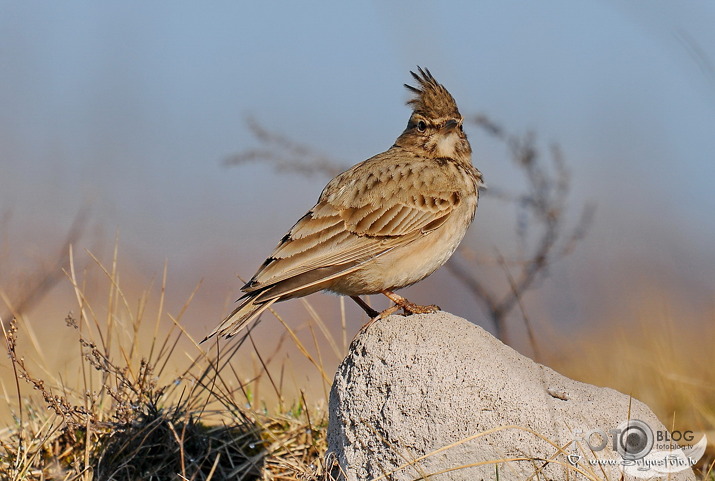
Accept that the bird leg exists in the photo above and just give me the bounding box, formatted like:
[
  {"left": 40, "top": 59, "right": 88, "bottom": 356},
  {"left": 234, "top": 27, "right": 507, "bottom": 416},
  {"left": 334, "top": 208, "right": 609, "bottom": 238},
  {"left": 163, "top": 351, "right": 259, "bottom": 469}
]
[
  {"left": 350, "top": 296, "right": 379, "bottom": 318},
  {"left": 350, "top": 295, "right": 400, "bottom": 333},
  {"left": 380, "top": 290, "right": 440, "bottom": 315},
  {"left": 350, "top": 291, "right": 441, "bottom": 332}
]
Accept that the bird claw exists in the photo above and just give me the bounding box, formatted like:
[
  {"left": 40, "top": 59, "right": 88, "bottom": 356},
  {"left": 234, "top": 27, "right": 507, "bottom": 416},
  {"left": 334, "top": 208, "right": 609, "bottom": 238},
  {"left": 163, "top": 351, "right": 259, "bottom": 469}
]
[
  {"left": 380, "top": 290, "right": 441, "bottom": 316},
  {"left": 400, "top": 302, "right": 440, "bottom": 315}
]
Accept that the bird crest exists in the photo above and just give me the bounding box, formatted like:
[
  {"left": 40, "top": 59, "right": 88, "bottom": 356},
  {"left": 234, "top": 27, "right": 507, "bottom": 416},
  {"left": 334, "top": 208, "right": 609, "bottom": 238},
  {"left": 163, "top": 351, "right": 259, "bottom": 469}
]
[{"left": 405, "top": 67, "right": 461, "bottom": 119}]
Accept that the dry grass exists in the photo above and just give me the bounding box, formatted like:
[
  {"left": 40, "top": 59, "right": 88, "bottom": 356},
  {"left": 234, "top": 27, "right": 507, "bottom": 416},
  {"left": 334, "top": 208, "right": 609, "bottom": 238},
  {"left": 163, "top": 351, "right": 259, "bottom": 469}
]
[
  {"left": 0, "top": 246, "right": 331, "bottom": 480},
  {"left": 544, "top": 291, "right": 715, "bottom": 476},
  {"left": 1, "top": 244, "right": 713, "bottom": 480}
]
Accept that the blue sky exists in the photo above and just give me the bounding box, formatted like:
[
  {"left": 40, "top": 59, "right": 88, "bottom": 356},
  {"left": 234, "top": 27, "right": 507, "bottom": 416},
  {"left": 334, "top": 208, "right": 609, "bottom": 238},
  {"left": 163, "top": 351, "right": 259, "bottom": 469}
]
[{"left": 2, "top": 1, "right": 714, "bottom": 333}]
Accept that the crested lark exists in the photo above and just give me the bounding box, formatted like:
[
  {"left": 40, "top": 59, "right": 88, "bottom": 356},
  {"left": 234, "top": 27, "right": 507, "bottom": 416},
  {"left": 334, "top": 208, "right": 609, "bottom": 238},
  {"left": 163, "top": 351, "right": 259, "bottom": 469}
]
[{"left": 205, "top": 67, "right": 484, "bottom": 340}]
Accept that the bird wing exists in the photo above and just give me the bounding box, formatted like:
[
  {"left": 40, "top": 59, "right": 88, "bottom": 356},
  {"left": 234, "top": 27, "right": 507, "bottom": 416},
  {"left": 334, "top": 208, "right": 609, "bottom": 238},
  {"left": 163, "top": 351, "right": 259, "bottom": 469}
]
[{"left": 242, "top": 154, "right": 463, "bottom": 296}]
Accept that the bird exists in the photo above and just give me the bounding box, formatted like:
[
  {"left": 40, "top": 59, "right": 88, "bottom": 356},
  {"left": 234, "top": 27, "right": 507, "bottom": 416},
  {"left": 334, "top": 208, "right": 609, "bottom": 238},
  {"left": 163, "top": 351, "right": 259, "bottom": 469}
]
[{"left": 204, "top": 67, "right": 484, "bottom": 341}]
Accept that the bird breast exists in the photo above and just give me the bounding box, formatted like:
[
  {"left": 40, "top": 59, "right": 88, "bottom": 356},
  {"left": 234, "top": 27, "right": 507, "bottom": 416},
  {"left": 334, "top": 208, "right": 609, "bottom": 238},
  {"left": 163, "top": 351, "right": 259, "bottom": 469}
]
[{"left": 328, "top": 181, "right": 478, "bottom": 296}]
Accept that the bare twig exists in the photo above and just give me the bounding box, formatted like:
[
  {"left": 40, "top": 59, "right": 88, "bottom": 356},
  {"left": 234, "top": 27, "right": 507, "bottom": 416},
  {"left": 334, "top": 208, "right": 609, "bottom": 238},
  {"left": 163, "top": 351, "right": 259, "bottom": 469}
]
[
  {"left": 445, "top": 116, "right": 594, "bottom": 341},
  {"left": 224, "top": 117, "right": 346, "bottom": 178}
]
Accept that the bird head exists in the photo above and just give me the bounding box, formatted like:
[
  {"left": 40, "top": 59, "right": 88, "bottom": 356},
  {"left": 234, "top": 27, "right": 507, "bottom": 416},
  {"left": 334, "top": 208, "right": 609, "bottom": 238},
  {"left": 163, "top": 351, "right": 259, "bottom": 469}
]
[{"left": 395, "top": 67, "right": 472, "bottom": 164}]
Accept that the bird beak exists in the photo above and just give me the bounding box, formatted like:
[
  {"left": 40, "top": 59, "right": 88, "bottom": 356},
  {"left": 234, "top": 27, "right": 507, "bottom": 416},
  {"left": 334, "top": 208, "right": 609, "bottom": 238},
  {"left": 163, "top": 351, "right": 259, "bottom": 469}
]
[{"left": 442, "top": 119, "right": 460, "bottom": 132}]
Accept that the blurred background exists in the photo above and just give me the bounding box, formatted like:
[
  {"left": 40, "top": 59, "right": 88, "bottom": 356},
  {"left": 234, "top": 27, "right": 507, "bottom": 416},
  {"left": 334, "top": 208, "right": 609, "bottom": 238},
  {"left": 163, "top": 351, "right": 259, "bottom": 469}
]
[{"left": 1, "top": 1, "right": 714, "bottom": 432}]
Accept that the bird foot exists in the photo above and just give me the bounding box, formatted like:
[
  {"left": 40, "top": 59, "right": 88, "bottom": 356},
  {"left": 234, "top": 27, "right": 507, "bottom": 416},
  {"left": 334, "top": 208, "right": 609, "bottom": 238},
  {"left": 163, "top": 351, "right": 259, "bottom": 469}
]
[
  {"left": 353, "top": 304, "right": 397, "bottom": 334},
  {"left": 350, "top": 292, "right": 441, "bottom": 334},
  {"left": 399, "top": 301, "right": 441, "bottom": 315},
  {"left": 380, "top": 290, "right": 440, "bottom": 316},
  {"left": 350, "top": 296, "right": 399, "bottom": 333}
]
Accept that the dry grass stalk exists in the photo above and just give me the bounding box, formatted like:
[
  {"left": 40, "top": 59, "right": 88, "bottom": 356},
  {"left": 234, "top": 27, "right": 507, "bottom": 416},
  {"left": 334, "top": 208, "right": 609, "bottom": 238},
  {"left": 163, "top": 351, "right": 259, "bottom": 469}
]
[{"left": 0, "top": 247, "right": 329, "bottom": 480}]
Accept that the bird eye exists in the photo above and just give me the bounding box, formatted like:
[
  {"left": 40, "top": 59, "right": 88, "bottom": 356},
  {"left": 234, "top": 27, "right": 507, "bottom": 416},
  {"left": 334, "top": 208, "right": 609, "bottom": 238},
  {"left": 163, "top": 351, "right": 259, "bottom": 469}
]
[
  {"left": 458, "top": 123, "right": 463, "bottom": 132},
  {"left": 417, "top": 120, "right": 427, "bottom": 132}
]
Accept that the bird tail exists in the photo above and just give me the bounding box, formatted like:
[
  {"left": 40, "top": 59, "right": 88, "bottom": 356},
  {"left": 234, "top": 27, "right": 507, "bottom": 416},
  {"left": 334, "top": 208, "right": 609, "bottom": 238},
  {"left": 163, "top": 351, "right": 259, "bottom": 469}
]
[{"left": 201, "top": 294, "right": 278, "bottom": 343}]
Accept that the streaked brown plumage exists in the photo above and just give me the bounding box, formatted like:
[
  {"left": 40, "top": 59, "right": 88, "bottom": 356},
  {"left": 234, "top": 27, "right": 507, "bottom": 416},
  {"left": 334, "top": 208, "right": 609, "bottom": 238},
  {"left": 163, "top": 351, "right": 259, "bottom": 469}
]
[{"left": 204, "top": 67, "right": 484, "bottom": 341}]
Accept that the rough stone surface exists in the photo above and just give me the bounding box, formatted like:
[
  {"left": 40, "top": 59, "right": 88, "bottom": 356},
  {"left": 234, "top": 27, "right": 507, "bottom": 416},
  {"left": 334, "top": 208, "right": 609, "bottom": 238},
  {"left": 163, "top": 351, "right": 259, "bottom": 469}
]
[{"left": 327, "top": 312, "right": 695, "bottom": 481}]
